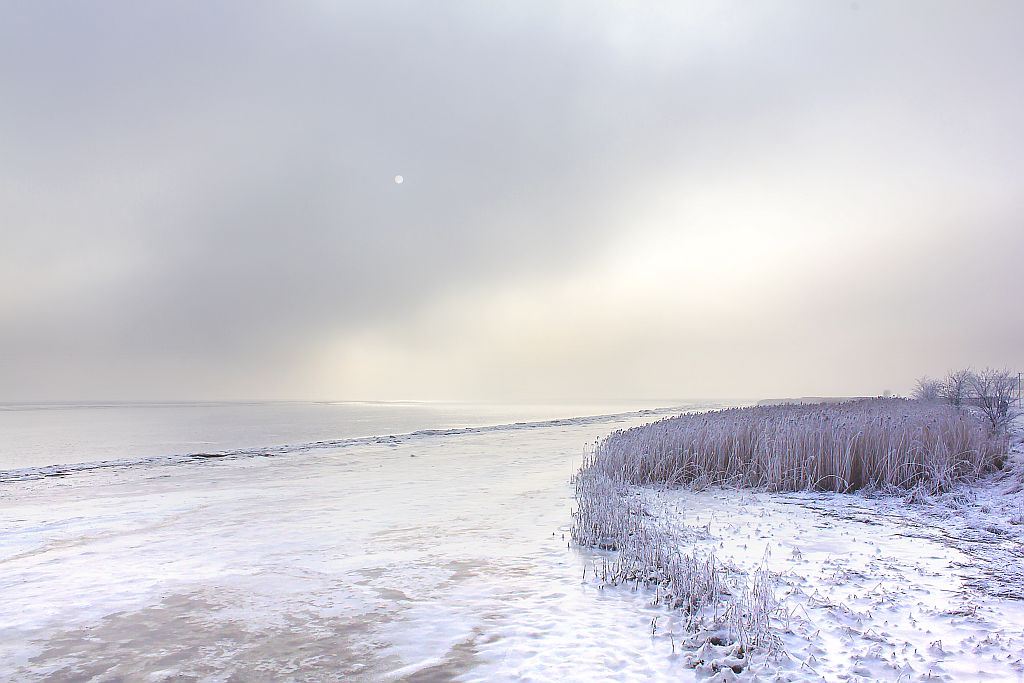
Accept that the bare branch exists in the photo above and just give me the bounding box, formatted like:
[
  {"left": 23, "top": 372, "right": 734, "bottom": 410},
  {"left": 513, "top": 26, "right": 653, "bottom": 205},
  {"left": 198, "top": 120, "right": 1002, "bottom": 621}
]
[
  {"left": 940, "top": 368, "right": 972, "bottom": 408},
  {"left": 912, "top": 376, "right": 942, "bottom": 402},
  {"left": 968, "top": 367, "right": 1020, "bottom": 432}
]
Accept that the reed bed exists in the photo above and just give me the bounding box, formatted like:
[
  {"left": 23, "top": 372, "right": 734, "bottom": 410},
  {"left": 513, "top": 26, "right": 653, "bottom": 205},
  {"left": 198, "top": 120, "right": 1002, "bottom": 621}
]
[
  {"left": 571, "top": 398, "right": 1006, "bottom": 656},
  {"left": 583, "top": 398, "right": 1005, "bottom": 494}
]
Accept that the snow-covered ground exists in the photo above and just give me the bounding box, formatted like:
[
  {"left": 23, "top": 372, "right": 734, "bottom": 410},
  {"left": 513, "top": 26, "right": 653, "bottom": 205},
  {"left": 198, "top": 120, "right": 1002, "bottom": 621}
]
[
  {"left": 2, "top": 411, "right": 1022, "bottom": 681},
  {"left": 617, "top": 434, "right": 1024, "bottom": 682},
  {"left": 0, "top": 408, "right": 725, "bottom": 681}
]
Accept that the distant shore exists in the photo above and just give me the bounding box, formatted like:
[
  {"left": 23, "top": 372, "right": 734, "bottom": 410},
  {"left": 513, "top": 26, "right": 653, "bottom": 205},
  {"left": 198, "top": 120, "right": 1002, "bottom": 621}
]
[{"left": 756, "top": 395, "right": 866, "bottom": 406}]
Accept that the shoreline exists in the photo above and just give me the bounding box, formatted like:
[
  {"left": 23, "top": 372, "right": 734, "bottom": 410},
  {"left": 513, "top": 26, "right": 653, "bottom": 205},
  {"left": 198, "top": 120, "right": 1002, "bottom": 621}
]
[
  {"left": 0, "top": 408, "right": 719, "bottom": 680},
  {"left": 572, "top": 401, "right": 1024, "bottom": 680},
  {"left": 0, "top": 402, "right": 727, "bottom": 483}
]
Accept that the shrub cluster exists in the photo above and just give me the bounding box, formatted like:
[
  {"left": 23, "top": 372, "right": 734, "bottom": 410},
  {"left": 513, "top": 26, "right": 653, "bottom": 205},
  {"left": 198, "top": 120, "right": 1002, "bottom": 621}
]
[{"left": 914, "top": 367, "right": 1020, "bottom": 431}]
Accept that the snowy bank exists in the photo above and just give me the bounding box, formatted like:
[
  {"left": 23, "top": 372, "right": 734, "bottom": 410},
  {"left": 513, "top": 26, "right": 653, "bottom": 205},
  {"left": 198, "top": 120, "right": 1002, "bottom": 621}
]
[{"left": 573, "top": 401, "right": 1022, "bottom": 681}]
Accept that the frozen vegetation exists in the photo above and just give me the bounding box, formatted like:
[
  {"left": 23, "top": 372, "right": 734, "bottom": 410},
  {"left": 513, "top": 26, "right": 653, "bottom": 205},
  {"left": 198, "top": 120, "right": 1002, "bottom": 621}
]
[
  {"left": 579, "top": 398, "right": 1005, "bottom": 494},
  {"left": 913, "top": 367, "right": 1021, "bottom": 432},
  {"left": 573, "top": 398, "right": 1024, "bottom": 680}
]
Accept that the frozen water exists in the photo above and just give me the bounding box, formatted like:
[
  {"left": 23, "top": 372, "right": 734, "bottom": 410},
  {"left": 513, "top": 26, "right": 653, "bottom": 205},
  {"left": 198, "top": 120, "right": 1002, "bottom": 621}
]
[
  {"left": 0, "top": 399, "right": 688, "bottom": 472},
  {"left": 0, "top": 405, "right": 724, "bottom": 681},
  {"left": 3, "top": 404, "right": 1023, "bottom": 681}
]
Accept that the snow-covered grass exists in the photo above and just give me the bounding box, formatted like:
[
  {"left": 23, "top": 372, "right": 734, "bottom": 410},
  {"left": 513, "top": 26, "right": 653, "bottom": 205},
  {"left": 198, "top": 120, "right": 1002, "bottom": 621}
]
[
  {"left": 572, "top": 399, "right": 1016, "bottom": 677},
  {"left": 629, "top": 483, "right": 1024, "bottom": 681},
  {"left": 582, "top": 398, "right": 1005, "bottom": 494},
  {"left": 573, "top": 460, "right": 783, "bottom": 664}
]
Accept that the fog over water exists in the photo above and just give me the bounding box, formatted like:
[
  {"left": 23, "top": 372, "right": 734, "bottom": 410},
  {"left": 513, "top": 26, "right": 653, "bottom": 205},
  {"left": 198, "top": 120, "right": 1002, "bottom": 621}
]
[{"left": 2, "top": 1, "right": 1022, "bottom": 402}]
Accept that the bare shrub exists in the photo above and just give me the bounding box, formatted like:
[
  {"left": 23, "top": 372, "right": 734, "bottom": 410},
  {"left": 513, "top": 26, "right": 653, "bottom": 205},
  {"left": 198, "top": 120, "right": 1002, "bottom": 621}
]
[
  {"left": 940, "top": 369, "right": 973, "bottom": 408},
  {"left": 969, "top": 367, "right": 1020, "bottom": 433},
  {"left": 913, "top": 376, "right": 942, "bottom": 402}
]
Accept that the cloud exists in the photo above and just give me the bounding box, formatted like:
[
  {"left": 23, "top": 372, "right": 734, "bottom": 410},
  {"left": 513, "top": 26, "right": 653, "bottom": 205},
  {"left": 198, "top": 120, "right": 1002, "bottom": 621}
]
[{"left": 2, "top": 1, "right": 1022, "bottom": 399}]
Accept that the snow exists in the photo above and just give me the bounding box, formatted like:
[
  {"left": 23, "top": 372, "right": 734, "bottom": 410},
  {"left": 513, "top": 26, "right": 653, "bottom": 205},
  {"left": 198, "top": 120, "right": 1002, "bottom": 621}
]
[
  {"left": 2, "top": 410, "right": 1023, "bottom": 681},
  {"left": 610, "top": 432, "right": 1024, "bottom": 681},
  {"left": 0, "top": 411, "right": 717, "bottom": 681},
  {"left": 629, "top": 484, "right": 1024, "bottom": 680}
]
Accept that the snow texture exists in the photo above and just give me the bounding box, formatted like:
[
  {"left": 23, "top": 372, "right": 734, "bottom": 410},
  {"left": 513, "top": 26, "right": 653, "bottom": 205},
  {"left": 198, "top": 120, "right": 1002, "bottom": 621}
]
[
  {"left": 1, "top": 409, "right": 1022, "bottom": 681},
  {"left": 581, "top": 430, "right": 1024, "bottom": 681}
]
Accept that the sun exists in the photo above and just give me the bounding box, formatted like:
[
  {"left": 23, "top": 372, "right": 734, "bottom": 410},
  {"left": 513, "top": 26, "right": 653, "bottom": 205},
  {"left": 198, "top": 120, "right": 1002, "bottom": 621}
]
[{"left": 394, "top": 175, "right": 404, "bottom": 184}]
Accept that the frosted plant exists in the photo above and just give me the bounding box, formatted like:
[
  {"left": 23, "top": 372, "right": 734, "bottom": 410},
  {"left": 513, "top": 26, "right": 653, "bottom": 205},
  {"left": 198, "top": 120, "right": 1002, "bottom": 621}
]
[
  {"left": 571, "top": 398, "right": 1007, "bottom": 662},
  {"left": 580, "top": 398, "right": 1003, "bottom": 494}
]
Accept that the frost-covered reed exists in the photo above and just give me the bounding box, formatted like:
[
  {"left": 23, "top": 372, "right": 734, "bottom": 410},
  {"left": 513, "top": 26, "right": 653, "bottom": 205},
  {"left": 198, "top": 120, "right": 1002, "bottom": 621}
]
[
  {"left": 571, "top": 398, "right": 1006, "bottom": 656},
  {"left": 573, "top": 469, "right": 779, "bottom": 652},
  {"left": 583, "top": 398, "right": 1004, "bottom": 494}
]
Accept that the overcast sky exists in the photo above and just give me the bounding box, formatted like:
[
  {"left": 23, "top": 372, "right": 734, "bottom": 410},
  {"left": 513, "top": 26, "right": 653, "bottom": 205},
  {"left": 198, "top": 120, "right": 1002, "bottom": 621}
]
[{"left": 2, "top": 1, "right": 1022, "bottom": 402}]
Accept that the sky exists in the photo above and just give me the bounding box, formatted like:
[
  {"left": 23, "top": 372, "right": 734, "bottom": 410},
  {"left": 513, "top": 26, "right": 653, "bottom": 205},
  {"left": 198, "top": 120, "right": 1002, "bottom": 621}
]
[{"left": 2, "top": 1, "right": 1023, "bottom": 402}]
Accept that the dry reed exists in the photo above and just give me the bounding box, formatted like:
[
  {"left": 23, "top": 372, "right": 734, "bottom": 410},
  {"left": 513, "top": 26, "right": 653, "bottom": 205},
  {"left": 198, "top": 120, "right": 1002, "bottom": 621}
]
[
  {"left": 582, "top": 398, "right": 1004, "bottom": 495},
  {"left": 571, "top": 398, "right": 1006, "bottom": 656}
]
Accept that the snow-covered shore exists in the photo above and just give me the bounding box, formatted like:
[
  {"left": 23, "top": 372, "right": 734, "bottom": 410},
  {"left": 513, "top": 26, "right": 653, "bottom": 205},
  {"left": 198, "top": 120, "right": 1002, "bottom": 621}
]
[
  {"left": 583, "top": 434, "right": 1024, "bottom": 681},
  {"left": 2, "top": 405, "right": 1022, "bottom": 681},
  {"left": 2, "top": 406, "right": 728, "bottom": 681}
]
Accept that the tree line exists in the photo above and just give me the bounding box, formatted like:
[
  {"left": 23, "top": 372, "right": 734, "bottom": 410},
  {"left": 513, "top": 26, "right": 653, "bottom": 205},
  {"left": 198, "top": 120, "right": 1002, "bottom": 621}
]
[{"left": 913, "top": 368, "right": 1020, "bottom": 431}]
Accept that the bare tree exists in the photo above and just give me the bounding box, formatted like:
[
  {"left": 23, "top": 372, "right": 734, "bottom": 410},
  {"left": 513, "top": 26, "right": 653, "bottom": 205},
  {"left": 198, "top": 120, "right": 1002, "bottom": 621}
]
[
  {"left": 940, "top": 368, "right": 972, "bottom": 408},
  {"left": 912, "top": 376, "right": 942, "bottom": 402},
  {"left": 968, "top": 367, "right": 1020, "bottom": 431}
]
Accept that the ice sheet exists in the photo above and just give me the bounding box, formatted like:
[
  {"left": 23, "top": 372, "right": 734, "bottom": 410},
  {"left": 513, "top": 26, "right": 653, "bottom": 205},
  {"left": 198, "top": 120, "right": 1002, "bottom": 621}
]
[
  {"left": 1, "top": 413, "right": 707, "bottom": 681},
  {"left": 3, "top": 412, "right": 1022, "bottom": 681}
]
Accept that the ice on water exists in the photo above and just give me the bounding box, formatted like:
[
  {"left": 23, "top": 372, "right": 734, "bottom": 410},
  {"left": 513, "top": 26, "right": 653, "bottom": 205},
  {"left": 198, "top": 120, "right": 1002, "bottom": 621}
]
[
  {"left": 3, "top": 403, "right": 1024, "bottom": 681},
  {"left": 0, "top": 407, "right": 713, "bottom": 681}
]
